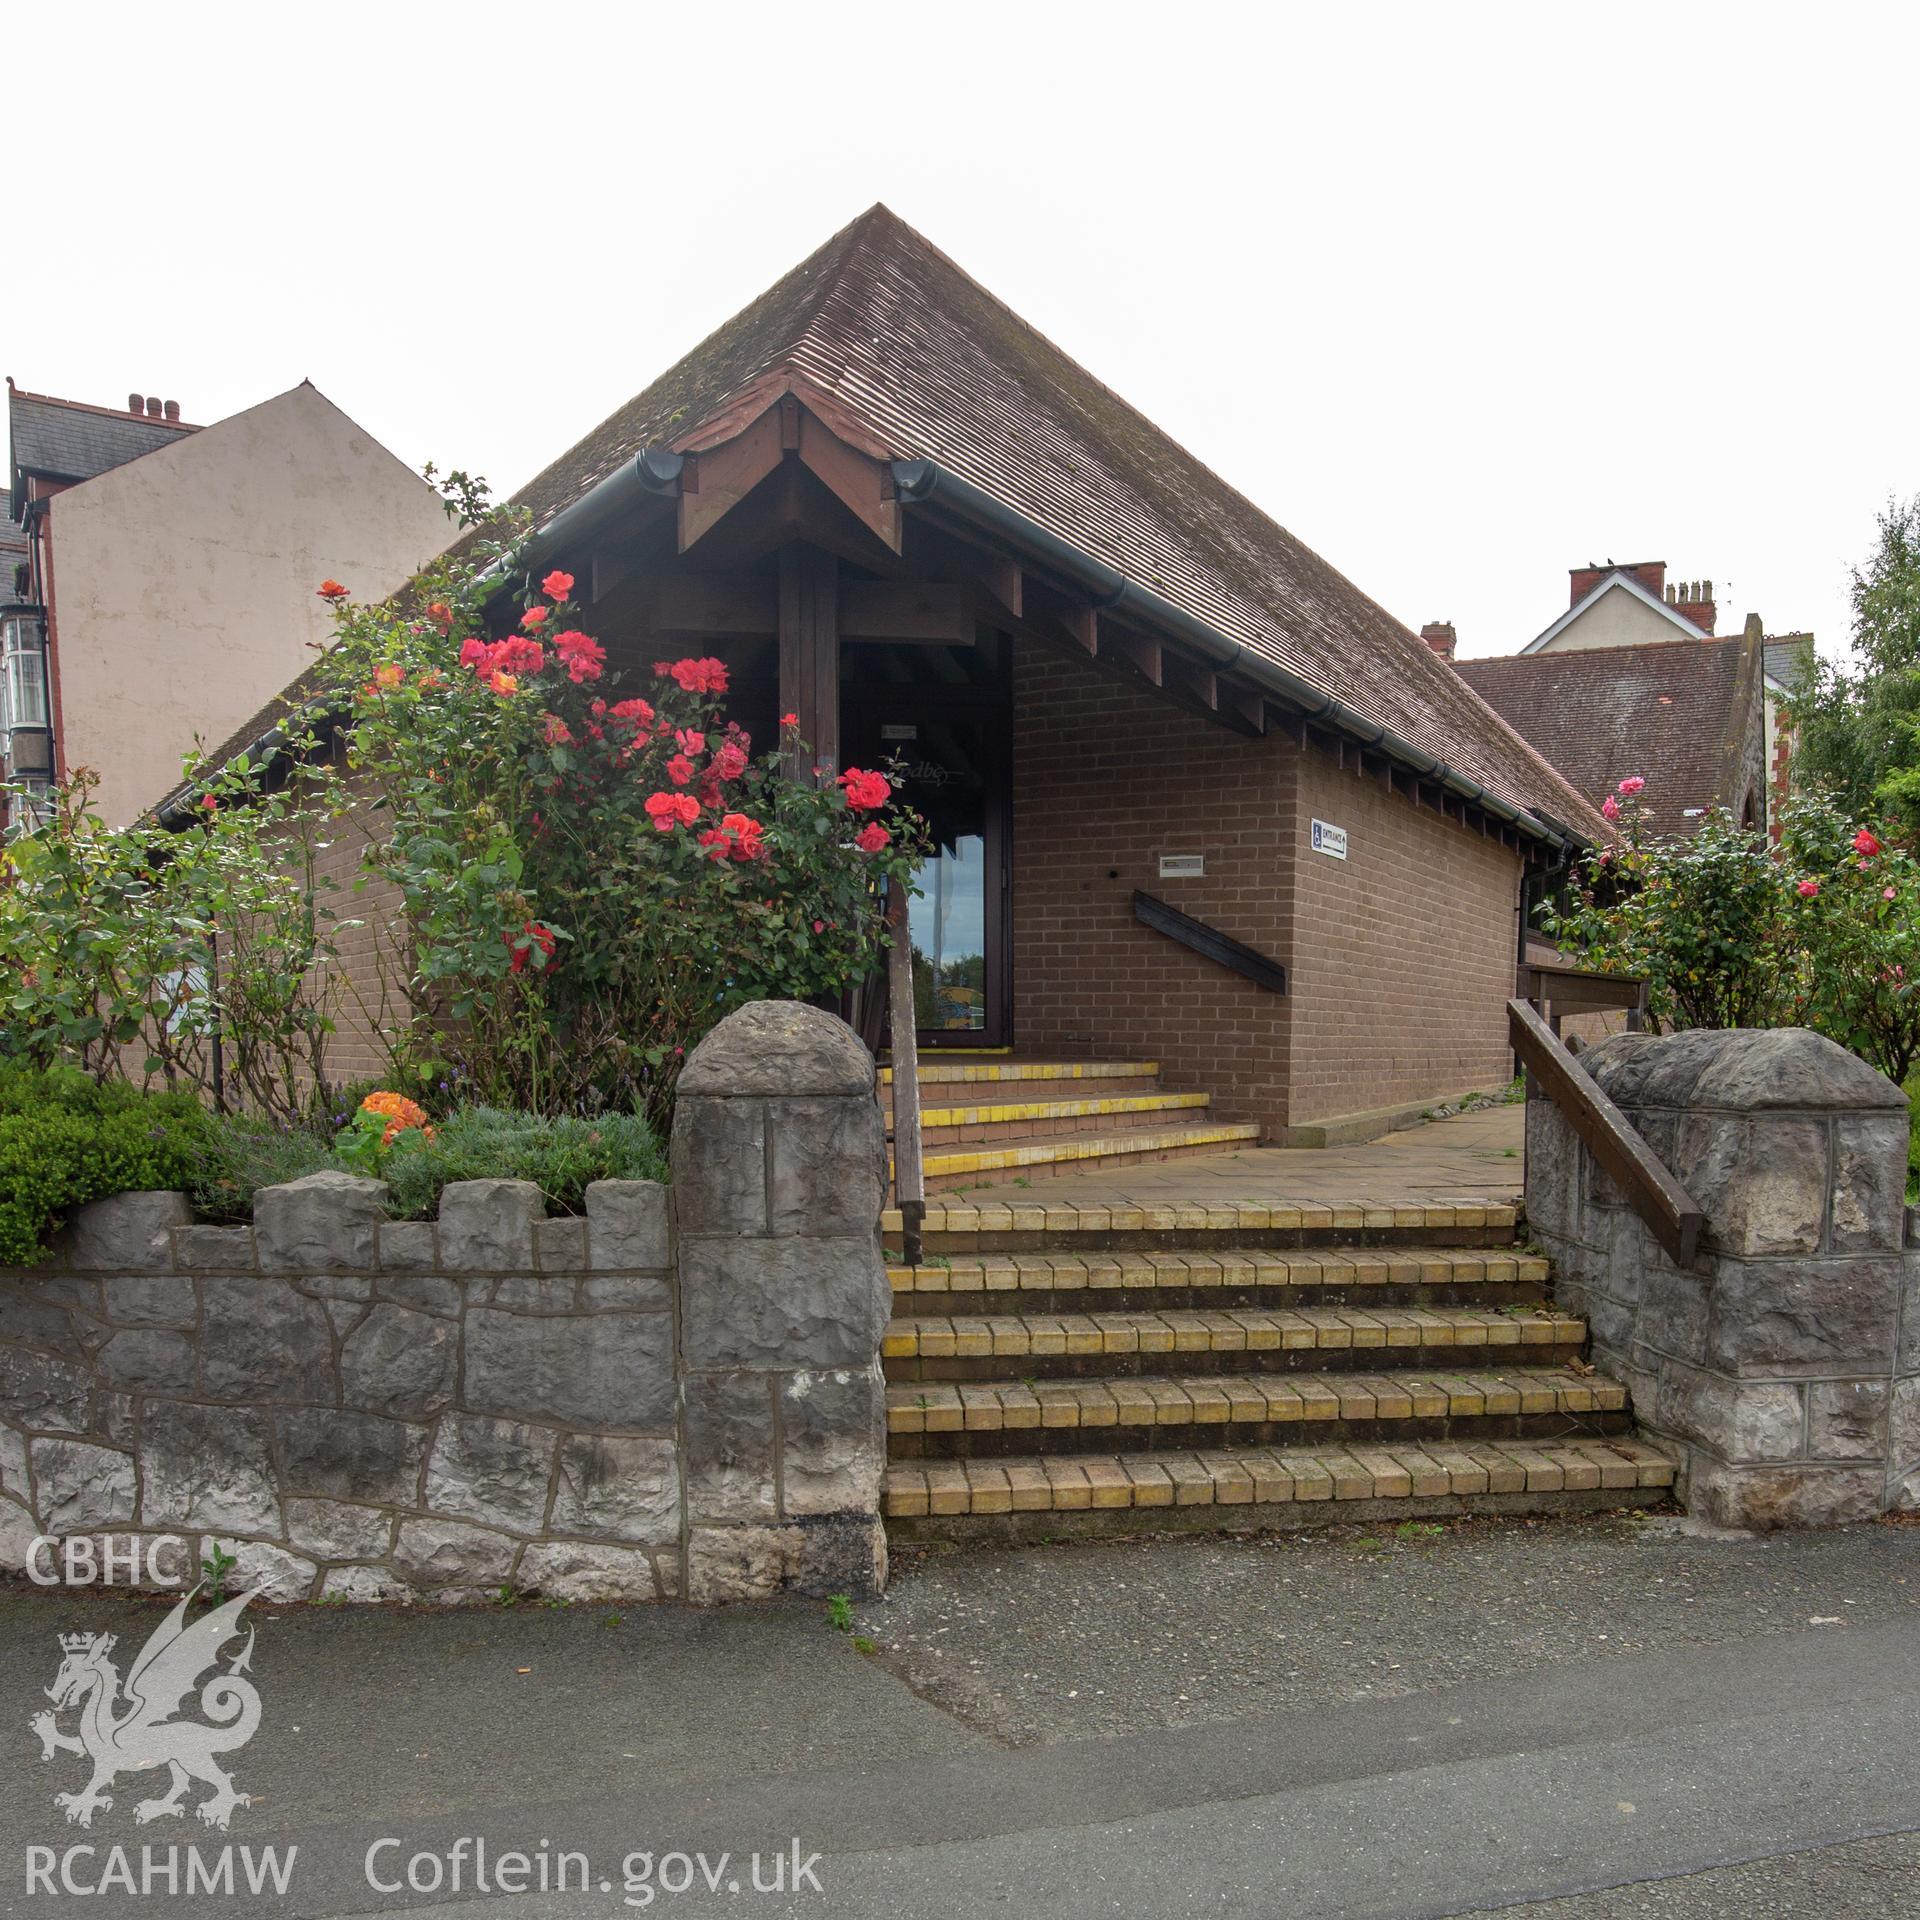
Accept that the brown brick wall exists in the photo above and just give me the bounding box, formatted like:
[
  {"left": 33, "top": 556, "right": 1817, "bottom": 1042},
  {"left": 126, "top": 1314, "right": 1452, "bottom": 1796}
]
[
  {"left": 1009, "top": 639, "right": 1524, "bottom": 1138},
  {"left": 1011, "top": 642, "right": 1295, "bottom": 1138},
  {"left": 1284, "top": 749, "right": 1520, "bottom": 1126}
]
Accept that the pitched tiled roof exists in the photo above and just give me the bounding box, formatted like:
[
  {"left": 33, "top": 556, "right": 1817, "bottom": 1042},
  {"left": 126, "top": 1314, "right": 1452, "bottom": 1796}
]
[
  {"left": 1454, "top": 635, "right": 1765, "bottom": 838},
  {"left": 0, "top": 491, "right": 25, "bottom": 563},
  {"left": 7, "top": 386, "right": 196, "bottom": 495},
  {"left": 1763, "top": 632, "right": 1815, "bottom": 695},
  {"left": 491, "top": 206, "right": 1605, "bottom": 839},
  {"left": 180, "top": 206, "right": 1607, "bottom": 839}
]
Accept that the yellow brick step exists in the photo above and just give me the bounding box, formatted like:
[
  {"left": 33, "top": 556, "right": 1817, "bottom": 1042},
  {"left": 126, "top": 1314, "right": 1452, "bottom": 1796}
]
[
  {"left": 882, "top": 1058, "right": 1158, "bottom": 1086},
  {"left": 885, "top": 1366, "right": 1626, "bottom": 1435},
  {"left": 888, "top": 1247, "right": 1549, "bottom": 1296},
  {"left": 881, "top": 1197, "right": 1520, "bottom": 1236},
  {"left": 883, "top": 1305, "right": 1583, "bottom": 1361},
  {"left": 883, "top": 1437, "right": 1677, "bottom": 1517},
  {"left": 916, "top": 1091, "right": 1212, "bottom": 1131},
  {"left": 910, "top": 1122, "right": 1263, "bottom": 1184}
]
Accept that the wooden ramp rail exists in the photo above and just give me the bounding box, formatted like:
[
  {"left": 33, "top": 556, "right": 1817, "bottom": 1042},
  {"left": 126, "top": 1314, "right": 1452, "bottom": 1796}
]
[
  {"left": 1516, "top": 961, "right": 1649, "bottom": 1036},
  {"left": 1508, "top": 997, "right": 1705, "bottom": 1270},
  {"left": 885, "top": 879, "right": 925, "bottom": 1266}
]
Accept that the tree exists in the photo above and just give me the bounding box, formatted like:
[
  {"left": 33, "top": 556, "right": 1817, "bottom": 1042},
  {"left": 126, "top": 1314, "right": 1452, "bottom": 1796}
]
[{"left": 1789, "top": 494, "right": 1920, "bottom": 846}]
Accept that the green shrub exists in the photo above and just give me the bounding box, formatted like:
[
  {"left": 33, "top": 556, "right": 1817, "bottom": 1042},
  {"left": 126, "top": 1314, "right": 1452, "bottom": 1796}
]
[
  {"left": 0, "top": 1066, "right": 212, "bottom": 1267},
  {"left": 184, "top": 1117, "right": 336, "bottom": 1224},
  {"left": 377, "top": 1106, "right": 666, "bottom": 1220}
]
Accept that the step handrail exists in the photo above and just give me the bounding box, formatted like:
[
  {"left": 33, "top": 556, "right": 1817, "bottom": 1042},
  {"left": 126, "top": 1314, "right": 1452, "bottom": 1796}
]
[
  {"left": 885, "top": 879, "right": 926, "bottom": 1266},
  {"left": 1507, "top": 997, "right": 1705, "bottom": 1269},
  {"left": 1132, "top": 890, "right": 1287, "bottom": 993}
]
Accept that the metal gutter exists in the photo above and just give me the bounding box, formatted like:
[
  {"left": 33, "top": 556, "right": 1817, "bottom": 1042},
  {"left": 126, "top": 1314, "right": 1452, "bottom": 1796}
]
[
  {"left": 475, "top": 448, "right": 685, "bottom": 589},
  {"left": 890, "top": 458, "right": 1576, "bottom": 850}
]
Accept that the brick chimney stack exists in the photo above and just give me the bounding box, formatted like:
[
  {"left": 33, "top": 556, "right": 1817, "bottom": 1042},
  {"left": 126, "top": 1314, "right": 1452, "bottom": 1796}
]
[
  {"left": 1666, "top": 578, "right": 1716, "bottom": 635},
  {"left": 1569, "top": 560, "right": 1667, "bottom": 607},
  {"left": 1419, "top": 621, "right": 1457, "bottom": 660}
]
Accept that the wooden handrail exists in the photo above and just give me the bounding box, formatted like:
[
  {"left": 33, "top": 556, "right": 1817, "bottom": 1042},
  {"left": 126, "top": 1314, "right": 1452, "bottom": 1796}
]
[
  {"left": 1517, "top": 962, "right": 1649, "bottom": 1031},
  {"left": 1132, "top": 891, "right": 1286, "bottom": 993},
  {"left": 885, "top": 879, "right": 925, "bottom": 1265},
  {"left": 1508, "top": 997, "right": 1704, "bottom": 1269}
]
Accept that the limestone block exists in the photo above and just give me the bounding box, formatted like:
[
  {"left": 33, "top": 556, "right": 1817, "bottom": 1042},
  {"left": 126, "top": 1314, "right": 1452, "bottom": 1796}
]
[
  {"left": 172, "top": 1226, "right": 256, "bottom": 1272},
  {"left": 779, "top": 1366, "right": 885, "bottom": 1517},
  {"left": 436, "top": 1181, "right": 543, "bottom": 1270},
  {"left": 0, "top": 1349, "right": 91, "bottom": 1433},
  {"left": 340, "top": 1304, "right": 457, "bottom": 1418},
  {"left": 533, "top": 1216, "right": 588, "bottom": 1273},
  {"left": 66, "top": 1191, "right": 189, "bottom": 1272},
  {"left": 678, "top": 1000, "right": 875, "bottom": 1098},
  {"left": 1671, "top": 1113, "right": 1828, "bottom": 1257},
  {"left": 286, "top": 1498, "right": 395, "bottom": 1561},
  {"left": 684, "top": 1524, "right": 804, "bottom": 1605},
  {"left": 683, "top": 1374, "right": 776, "bottom": 1524},
  {"left": 0, "top": 1287, "right": 85, "bottom": 1356},
  {"left": 96, "top": 1329, "right": 196, "bottom": 1394},
  {"left": 425, "top": 1412, "right": 557, "bottom": 1535},
  {"left": 1831, "top": 1115, "right": 1910, "bottom": 1253},
  {"left": 671, "top": 1099, "right": 768, "bottom": 1234},
  {"left": 101, "top": 1273, "right": 197, "bottom": 1329},
  {"left": 548, "top": 1433, "right": 680, "bottom": 1545},
  {"left": 463, "top": 1307, "right": 674, "bottom": 1432},
  {"left": 140, "top": 1402, "right": 280, "bottom": 1534},
  {"left": 679, "top": 1236, "right": 889, "bottom": 1372},
  {"left": 1894, "top": 1377, "right": 1920, "bottom": 1471},
  {"left": 198, "top": 1278, "right": 335, "bottom": 1400},
  {"left": 229, "top": 1542, "right": 318, "bottom": 1603},
  {"left": 30, "top": 1439, "right": 136, "bottom": 1533},
  {"left": 518, "top": 1539, "right": 660, "bottom": 1603},
  {"left": 377, "top": 1273, "right": 462, "bottom": 1318},
  {"left": 1653, "top": 1364, "right": 1803, "bottom": 1463},
  {"left": 1807, "top": 1379, "right": 1890, "bottom": 1459},
  {"left": 1523, "top": 1096, "right": 1580, "bottom": 1245},
  {"left": 1688, "top": 1459, "right": 1883, "bottom": 1530},
  {"left": 768, "top": 1098, "right": 887, "bottom": 1236},
  {"left": 254, "top": 1173, "right": 388, "bottom": 1272},
  {"left": 0, "top": 1425, "right": 27, "bottom": 1504},
  {"left": 376, "top": 1222, "right": 439, "bottom": 1273},
  {"left": 319, "top": 1565, "right": 410, "bottom": 1604},
  {"left": 1706, "top": 1257, "right": 1900, "bottom": 1376},
  {"left": 277, "top": 1407, "right": 429, "bottom": 1507},
  {"left": 585, "top": 1181, "right": 671, "bottom": 1270},
  {"left": 393, "top": 1518, "right": 518, "bottom": 1596},
  {"left": 1634, "top": 1264, "right": 1712, "bottom": 1365}
]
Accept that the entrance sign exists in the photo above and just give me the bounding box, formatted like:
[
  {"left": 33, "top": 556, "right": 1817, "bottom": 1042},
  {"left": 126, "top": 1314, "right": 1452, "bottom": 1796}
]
[{"left": 1310, "top": 819, "right": 1348, "bottom": 860}]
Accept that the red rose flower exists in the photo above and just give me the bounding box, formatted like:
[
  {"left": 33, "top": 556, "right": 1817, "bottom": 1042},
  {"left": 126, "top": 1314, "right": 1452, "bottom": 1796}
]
[
  {"left": 838, "top": 767, "right": 891, "bottom": 811},
  {"left": 553, "top": 629, "right": 605, "bottom": 685},
  {"left": 200, "top": 793, "right": 218, "bottom": 813},
  {"left": 541, "top": 569, "right": 575, "bottom": 601},
  {"left": 507, "top": 919, "right": 558, "bottom": 975},
  {"left": 710, "top": 741, "right": 749, "bottom": 782},
  {"left": 317, "top": 580, "right": 348, "bottom": 600},
  {"left": 654, "top": 656, "right": 729, "bottom": 696},
  {"left": 1854, "top": 828, "right": 1882, "bottom": 857},
  {"left": 521, "top": 605, "right": 550, "bottom": 631},
  {"left": 609, "top": 697, "right": 654, "bottom": 728},
  {"left": 666, "top": 754, "right": 696, "bottom": 787},
  {"left": 720, "top": 811, "right": 766, "bottom": 859},
  {"left": 540, "top": 713, "right": 574, "bottom": 746},
  {"left": 854, "top": 821, "right": 892, "bottom": 854},
  {"left": 645, "top": 791, "right": 701, "bottom": 831},
  {"left": 781, "top": 712, "right": 799, "bottom": 728}
]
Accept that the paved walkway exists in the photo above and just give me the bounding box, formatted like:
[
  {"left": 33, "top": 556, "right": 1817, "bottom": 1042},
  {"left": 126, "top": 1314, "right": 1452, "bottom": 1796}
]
[{"left": 971, "top": 1099, "right": 1526, "bottom": 1209}]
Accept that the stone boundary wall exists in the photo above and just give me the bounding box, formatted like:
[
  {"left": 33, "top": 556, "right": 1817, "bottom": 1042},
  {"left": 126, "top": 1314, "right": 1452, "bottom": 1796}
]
[
  {"left": 0, "top": 1002, "right": 890, "bottom": 1605},
  {"left": 1526, "top": 1026, "right": 1918, "bottom": 1527}
]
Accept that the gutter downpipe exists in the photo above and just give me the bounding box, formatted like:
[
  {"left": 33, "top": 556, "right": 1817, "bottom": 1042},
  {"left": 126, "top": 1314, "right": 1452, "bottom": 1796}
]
[
  {"left": 156, "top": 449, "right": 688, "bottom": 829},
  {"left": 890, "top": 458, "right": 1572, "bottom": 851}
]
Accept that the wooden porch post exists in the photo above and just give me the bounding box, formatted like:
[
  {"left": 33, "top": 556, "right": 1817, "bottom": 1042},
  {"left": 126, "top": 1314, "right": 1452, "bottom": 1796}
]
[{"left": 779, "top": 544, "right": 839, "bottom": 784}]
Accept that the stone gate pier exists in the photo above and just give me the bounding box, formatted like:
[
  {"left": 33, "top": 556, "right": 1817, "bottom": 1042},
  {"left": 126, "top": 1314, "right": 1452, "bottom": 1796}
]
[{"left": 1527, "top": 1025, "right": 1918, "bottom": 1527}]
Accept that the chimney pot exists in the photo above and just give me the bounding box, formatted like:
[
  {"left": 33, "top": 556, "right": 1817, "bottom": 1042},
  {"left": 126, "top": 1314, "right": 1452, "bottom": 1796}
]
[
  {"left": 1419, "top": 621, "right": 1458, "bottom": 661},
  {"left": 163, "top": 399, "right": 180, "bottom": 422},
  {"left": 145, "top": 396, "right": 162, "bottom": 418},
  {"left": 128, "top": 392, "right": 144, "bottom": 414}
]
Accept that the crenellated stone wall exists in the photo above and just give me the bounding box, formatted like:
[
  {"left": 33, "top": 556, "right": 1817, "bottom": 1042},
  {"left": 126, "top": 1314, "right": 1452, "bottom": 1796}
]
[
  {"left": 0, "top": 1002, "right": 890, "bottom": 1605},
  {"left": 1527, "top": 1026, "right": 1919, "bottom": 1528}
]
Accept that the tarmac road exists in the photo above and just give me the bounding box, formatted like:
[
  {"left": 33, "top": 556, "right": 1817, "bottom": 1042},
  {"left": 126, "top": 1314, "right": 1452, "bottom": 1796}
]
[{"left": 0, "top": 1511, "right": 1915, "bottom": 1918}]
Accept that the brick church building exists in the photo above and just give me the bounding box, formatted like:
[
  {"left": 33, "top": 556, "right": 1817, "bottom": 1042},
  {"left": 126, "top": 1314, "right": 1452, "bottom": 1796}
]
[{"left": 173, "top": 206, "right": 1605, "bottom": 1152}]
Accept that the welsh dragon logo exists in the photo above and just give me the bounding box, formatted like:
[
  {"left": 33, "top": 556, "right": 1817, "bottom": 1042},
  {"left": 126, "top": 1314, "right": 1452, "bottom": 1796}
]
[{"left": 30, "top": 1584, "right": 261, "bottom": 1831}]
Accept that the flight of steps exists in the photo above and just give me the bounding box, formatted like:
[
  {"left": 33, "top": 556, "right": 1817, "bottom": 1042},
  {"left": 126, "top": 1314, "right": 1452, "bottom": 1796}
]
[
  {"left": 882, "top": 1054, "right": 1259, "bottom": 1193},
  {"left": 879, "top": 1192, "right": 1675, "bottom": 1538}
]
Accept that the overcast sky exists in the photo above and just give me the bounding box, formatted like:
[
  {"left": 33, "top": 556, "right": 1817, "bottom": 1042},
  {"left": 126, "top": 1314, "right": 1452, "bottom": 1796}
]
[{"left": 13, "top": 2, "right": 1914, "bottom": 662}]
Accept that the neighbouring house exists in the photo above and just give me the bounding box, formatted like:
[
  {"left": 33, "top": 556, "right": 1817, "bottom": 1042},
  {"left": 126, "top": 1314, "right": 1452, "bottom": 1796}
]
[
  {"left": 4, "top": 379, "right": 453, "bottom": 830},
  {"left": 168, "top": 204, "right": 1607, "bottom": 1149},
  {"left": 1454, "top": 632, "right": 1767, "bottom": 839},
  {"left": 1443, "top": 557, "right": 1810, "bottom": 837}
]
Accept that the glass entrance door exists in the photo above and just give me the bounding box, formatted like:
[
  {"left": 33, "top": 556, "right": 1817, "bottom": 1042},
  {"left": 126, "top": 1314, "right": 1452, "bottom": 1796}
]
[{"left": 852, "top": 699, "right": 1010, "bottom": 1046}]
